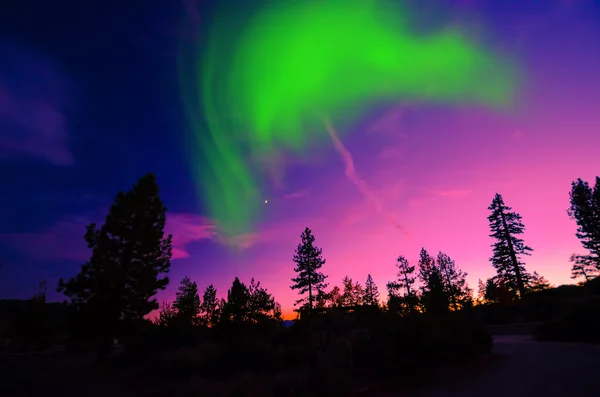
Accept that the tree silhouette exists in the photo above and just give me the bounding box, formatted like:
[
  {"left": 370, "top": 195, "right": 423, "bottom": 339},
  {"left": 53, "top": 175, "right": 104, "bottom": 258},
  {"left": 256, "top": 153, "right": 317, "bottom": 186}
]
[
  {"left": 352, "top": 280, "right": 364, "bottom": 306},
  {"left": 418, "top": 249, "right": 449, "bottom": 313},
  {"left": 387, "top": 255, "right": 418, "bottom": 315},
  {"left": 363, "top": 274, "right": 380, "bottom": 307},
  {"left": 315, "top": 289, "right": 329, "bottom": 309},
  {"left": 273, "top": 302, "right": 283, "bottom": 326},
  {"left": 477, "top": 279, "right": 486, "bottom": 304},
  {"left": 436, "top": 252, "right": 472, "bottom": 310},
  {"left": 248, "top": 278, "right": 276, "bottom": 324},
  {"left": 57, "top": 173, "right": 172, "bottom": 359},
  {"left": 200, "top": 284, "right": 220, "bottom": 327},
  {"left": 173, "top": 276, "right": 201, "bottom": 327},
  {"left": 341, "top": 276, "right": 357, "bottom": 306},
  {"left": 290, "top": 227, "right": 328, "bottom": 311},
  {"left": 222, "top": 277, "right": 250, "bottom": 323},
  {"left": 483, "top": 277, "right": 513, "bottom": 306},
  {"left": 567, "top": 177, "right": 600, "bottom": 281},
  {"left": 528, "top": 271, "right": 552, "bottom": 293},
  {"left": 570, "top": 254, "right": 598, "bottom": 282},
  {"left": 488, "top": 193, "right": 532, "bottom": 299},
  {"left": 155, "top": 301, "right": 176, "bottom": 327},
  {"left": 327, "top": 285, "right": 343, "bottom": 307}
]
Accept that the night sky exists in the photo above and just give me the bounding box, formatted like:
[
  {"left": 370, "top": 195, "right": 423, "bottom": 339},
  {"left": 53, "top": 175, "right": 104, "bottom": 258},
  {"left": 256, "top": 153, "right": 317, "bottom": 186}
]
[{"left": 1, "top": 0, "right": 599, "bottom": 318}]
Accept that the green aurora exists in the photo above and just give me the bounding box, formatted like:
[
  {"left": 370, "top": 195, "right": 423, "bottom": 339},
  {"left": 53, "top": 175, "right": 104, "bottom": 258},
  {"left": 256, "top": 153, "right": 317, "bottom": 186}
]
[{"left": 181, "top": 0, "right": 518, "bottom": 238}]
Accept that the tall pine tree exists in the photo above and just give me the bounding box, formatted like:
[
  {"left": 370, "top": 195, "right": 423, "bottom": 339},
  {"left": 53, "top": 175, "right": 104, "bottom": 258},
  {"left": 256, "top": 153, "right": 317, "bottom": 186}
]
[
  {"left": 567, "top": 177, "right": 600, "bottom": 281},
  {"left": 58, "top": 173, "right": 172, "bottom": 358},
  {"left": 363, "top": 274, "right": 380, "bottom": 307},
  {"left": 488, "top": 193, "right": 532, "bottom": 299},
  {"left": 290, "top": 227, "right": 328, "bottom": 311}
]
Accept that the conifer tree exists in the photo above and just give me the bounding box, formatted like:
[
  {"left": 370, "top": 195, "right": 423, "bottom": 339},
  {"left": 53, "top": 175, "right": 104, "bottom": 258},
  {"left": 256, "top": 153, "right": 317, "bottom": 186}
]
[
  {"left": 248, "top": 278, "right": 276, "bottom": 324},
  {"left": 58, "top": 173, "right": 172, "bottom": 358},
  {"left": 477, "top": 279, "right": 486, "bottom": 304},
  {"left": 418, "top": 248, "right": 449, "bottom": 313},
  {"left": 363, "top": 274, "right": 380, "bottom": 307},
  {"left": 352, "top": 280, "right": 364, "bottom": 306},
  {"left": 436, "top": 252, "right": 472, "bottom": 310},
  {"left": 155, "top": 301, "right": 176, "bottom": 327},
  {"left": 273, "top": 302, "right": 283, "bottom": 326},
  {"left": 327, "top": 285, "right": 343, "bottom": 307},
  {"left": 173, "top": 276, "right": 201, "bottom": 326},
  {"left": 417, "top": 248, "right": 436, "bottom": 286},
  {"left": 528, "top": 271, "right": 552, "bottom": 293},
  {"left": 290, "top": 227, "right": 328, "bottom": 311},
  {"left": 488, "top": 193, "right": 532, "bottom": 298},
  {"left": 567, "top": 177, "right": 600, "bottom": 281},
  {"left": 200, "top": 284, "right": 220, "bottom": 327},
  {"left": 341, "top": 275, "right": 355, "bottom": 306},
  {"left": 387, "top": 255, "right": 418, "bottom": 315},
  {"left": 222, "top": 277, "right": 250, "bottom": 323}
]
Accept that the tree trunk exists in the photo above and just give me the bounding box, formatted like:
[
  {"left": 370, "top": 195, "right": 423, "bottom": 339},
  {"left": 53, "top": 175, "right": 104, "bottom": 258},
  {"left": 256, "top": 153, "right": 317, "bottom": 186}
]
[{"left": 499, "top": 204, "right": 526, "bottom": 298}]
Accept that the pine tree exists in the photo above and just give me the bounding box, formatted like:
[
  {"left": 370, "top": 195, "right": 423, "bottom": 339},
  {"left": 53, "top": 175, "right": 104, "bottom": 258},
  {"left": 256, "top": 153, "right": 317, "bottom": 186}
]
[
  {"left": 421, "top": 270, "right": 449, "bottom": 314},
  {"left": 567, "top": 177, "right": 600, "bottom": 281},
  {"left": 327, "top": 285, "right": 343, "bottom": 307},
  {"left": 273, "top": 302, "right": 283, "bottom": 326},
  {"left": 222, "top": 277, "right": 250, "bottom": 323},
  {"left": 57, "top": 173, "right": 172, "bottom": 358},
  {"left": 200, "top": 284, "right": 220, "bottom": 327},
  {"left": 315, "top": 289, "right": 329, "bottom": 309},
  {"left": 488, "top": 193, "right": 532, "bottom": 299},
  {"left": 341, "top": 276, "right": 355, "bottom": 306},
  {"left": 248, "top": 278, "right": 276, "bottom": 324},
  {"left": 436, "top": 252, "right": 472, "bottom": 310},
  {"left": 352, "top": 281, "right": 364, "bottom": 306},
  {"left": 417, "top": 248, "right": 436, "bottom": 286},
  {"left": 418, "top": 249, "right": 449, "bottom": 313},
  {"left": 290, "top": 227, "right": 328, "bottom": 311},
  {"left": 173, "top": 276, "right": 201, "bottom": 327},
  {"left": 570, "top": 254, "right": 598, "bottom": 282},
  {"left": 528, "top": 271, "right": 552, "bottom": 293},
  {"left": 363, "top": 274, "right": 380, "bottom": 307},
  {"left": 484, "top": 277, "right": 513, "bottom": 305},
  {"left": 155, "top": 301, "right": 176, "bottom": 327},
  {"left": 387, "top": 255, "right": 418, "bottom": 315},
  {"left": 477, "top": 279, "right": 486, "bottom": 304}
]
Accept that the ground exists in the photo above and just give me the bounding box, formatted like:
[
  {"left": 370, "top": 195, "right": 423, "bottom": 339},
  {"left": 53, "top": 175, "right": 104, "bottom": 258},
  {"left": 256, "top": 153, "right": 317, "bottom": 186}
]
[
  {"left": 1, "top": 335, "right": 599, "bottom": 397},
  {"left": 381, "top": 335, "right": 600, "bottom": 397}
]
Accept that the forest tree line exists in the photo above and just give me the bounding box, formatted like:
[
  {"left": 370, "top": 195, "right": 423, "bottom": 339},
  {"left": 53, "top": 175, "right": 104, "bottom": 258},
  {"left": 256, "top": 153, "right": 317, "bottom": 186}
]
[{"left": 6, "top": 174, "right": 597, "bottom": 353}]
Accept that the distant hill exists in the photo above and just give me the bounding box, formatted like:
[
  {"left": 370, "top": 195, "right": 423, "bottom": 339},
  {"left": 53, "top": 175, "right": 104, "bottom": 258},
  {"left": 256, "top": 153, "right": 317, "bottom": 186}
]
[{"left": 283, "top": 320, "right": 295, "bottom": 328}]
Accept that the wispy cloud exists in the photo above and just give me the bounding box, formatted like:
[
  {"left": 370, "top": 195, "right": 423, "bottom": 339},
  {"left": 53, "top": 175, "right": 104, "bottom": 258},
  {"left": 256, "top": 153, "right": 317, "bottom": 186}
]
[
  {"left": 324, "top": 118, "right": 404, "bottom": 232},
  {"left": 284, "top": 189, "right": 309, "bottom": 200},
  {"left": 0, "top": 212, "right": 220, "bottom": 263},
  {"left": 165, "top": 213, "right": 217, "bottom": 258},
  {"left": 0, "top": 42, "right": 74, "bottom": 165},
  {"left": 368, "top": 105, "right": 407, "bottom": 136}
]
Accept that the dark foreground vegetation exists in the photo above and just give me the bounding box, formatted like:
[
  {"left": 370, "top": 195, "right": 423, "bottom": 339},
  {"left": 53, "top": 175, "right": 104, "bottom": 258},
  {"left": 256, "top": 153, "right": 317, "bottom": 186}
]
[{"left": 1, "top": 174, "right": 599, "bottom": 396}]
